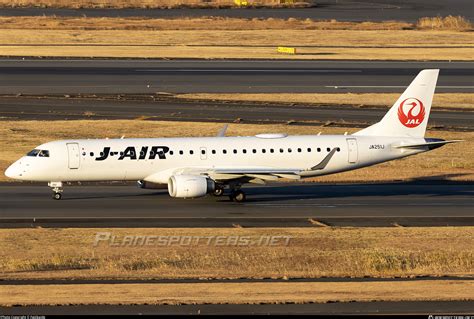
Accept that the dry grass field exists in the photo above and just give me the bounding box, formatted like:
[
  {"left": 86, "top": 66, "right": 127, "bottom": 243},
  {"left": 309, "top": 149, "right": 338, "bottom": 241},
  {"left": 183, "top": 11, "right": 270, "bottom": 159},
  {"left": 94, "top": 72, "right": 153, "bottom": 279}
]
[
  {"left": 1, "top": 15, "right": 470, "bottom": 31},
  {"left": 4, "top": 44, "right": 469, "bottom": 60},
  {"left": 2, "top": 280, "right": 473, "bottom": 306},
  {"left": 0, "top": 227, "right": 473, "bottom": 280},
  {"left": 176, "top": 93, "right": 474, "bottom": 110},
  {"left": 0, "top": 16, "right": 415, "bottom": 31},
  {"left": 0, "top": 16, "right": 471, "bottom": 60},
  {"left": 0, "top": 120, "right": 472, "bottom": 183},
  {"left": 416, "top": 15, "right": 472, "bottom": 30}
]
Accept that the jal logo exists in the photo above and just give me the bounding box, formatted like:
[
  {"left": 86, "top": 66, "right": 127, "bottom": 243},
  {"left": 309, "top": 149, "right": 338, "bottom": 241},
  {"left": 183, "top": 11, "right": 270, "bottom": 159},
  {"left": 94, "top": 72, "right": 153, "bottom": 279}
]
[{"left": 397, "top": 98, "right": 425, "bottom": 128}]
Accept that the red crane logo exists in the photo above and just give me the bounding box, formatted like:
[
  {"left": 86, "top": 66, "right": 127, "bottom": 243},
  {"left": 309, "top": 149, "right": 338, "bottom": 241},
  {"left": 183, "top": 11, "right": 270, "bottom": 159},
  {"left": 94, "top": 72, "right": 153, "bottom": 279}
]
[{"left": 398, "top": 98, "right": 425, "bottom": 128}]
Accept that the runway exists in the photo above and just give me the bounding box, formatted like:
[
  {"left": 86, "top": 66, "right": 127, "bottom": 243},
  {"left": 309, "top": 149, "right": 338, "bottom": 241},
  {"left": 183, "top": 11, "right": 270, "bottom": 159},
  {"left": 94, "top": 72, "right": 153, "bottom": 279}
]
[
  {"left": 1, "top": 0, "right": 472, "bottom": 22},
  {"left": 1, "top": 94, "right": 473, "bottom": 130},
  {"left": 1, "top": 183, "right": 472, "bottom": 227},
  {"left": 2, "top": 301, "right": 474, "bottom": 315},
  {"left": 1, "top": 59, "right": 472, "bottom": 94}
]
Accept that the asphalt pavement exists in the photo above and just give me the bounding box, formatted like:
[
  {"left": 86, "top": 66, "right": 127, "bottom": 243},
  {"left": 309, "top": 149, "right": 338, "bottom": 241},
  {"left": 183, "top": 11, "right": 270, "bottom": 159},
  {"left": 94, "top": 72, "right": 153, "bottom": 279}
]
[
  {"left": 1, "top": 182, "right": 472, "bottom": 228},
  {"left": 2, "top": 300, "right": 473, "bottom": 315},
  {"left": 1, "top": 0, "right": 472, "bottom": 22},
  {"left": 1, "top": 94, "right": 472, "bottom": 130},
  {"left": 1, "top": 59, "right": 472, "bottom": 94}
]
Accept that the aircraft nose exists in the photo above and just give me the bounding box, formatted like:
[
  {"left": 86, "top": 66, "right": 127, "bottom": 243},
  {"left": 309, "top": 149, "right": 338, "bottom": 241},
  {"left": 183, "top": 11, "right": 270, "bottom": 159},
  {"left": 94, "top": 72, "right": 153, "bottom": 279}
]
[{"left": 5, "top": 162, "right": 20, "bottom": 179}]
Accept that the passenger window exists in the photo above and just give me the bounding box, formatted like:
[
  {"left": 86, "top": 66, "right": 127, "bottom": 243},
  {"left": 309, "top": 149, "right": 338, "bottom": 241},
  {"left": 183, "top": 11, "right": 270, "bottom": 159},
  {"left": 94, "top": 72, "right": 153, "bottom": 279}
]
[
  {"left": 288, "top": 148, "right": 292, "bottom": 153},
  {"left": 201, "top": 149, "right": 206, "bottom": 155},
  {"left": 280, "top": 148, "right": 284, "bottom": 153},
  {"left": 337, "top": 147, "right": 341, "bottom": 152},
  {"left": 252, "top": 149, "right": 256, "bottom": 153},
  {"left": 262, "top": 149, "right": 266, "bottom": 153},
  {"left": 307, "top": 148, "right": 311, "bottom": 152},
  {"left": 223, "top": 150, "right": 227, "bottom": 154},
  {"left": 233, "top": 149, "right": 237, "bottom": 154},
  {"left": 243, "top": 149, "right": 247, "bottom": 154},
  {"left": 26, "top": 149, "right": 40, "bottom": 157},
  {"left": 190, "top": 150, "right": 194, "bottom": 155},
  {"left": 212, "top": 150, "right": 216, "bottom": 154},
  {"left": 298, "top": 148, "right": 302, "bottom": 152},
  {"left": 270, "top": 149, "right": 274, "bottom": 153},
  {"left": 170, "top": 151, "right": 174, "bottom": 155},
  {"left": 327, "top": 147, "right": 331, "bottom": 152},
  {"left": 179, "top": 150, "right": 183, "bottom": 155},
  {"left": 317, "top": 148, "right": 321, "bottom": 152}
]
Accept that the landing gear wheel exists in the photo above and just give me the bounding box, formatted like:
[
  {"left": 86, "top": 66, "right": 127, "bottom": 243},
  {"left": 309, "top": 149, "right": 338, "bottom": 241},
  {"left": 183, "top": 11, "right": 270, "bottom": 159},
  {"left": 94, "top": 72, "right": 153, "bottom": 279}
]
[
  {"left": 213, "top": 187, "right": 224, "bottom": 197},
  {"left": 48, "top": 182, "right": 63, "bottom": 200},
  {"left": 230, "top": 190, "right": 246, "bottom": 203}
]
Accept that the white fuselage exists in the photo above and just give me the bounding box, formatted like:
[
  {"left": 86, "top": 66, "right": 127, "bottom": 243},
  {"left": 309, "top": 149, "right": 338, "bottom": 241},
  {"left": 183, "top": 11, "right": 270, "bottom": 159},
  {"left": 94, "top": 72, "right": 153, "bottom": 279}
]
[{"left": 5, "top": 134, "right": 426, "bottom": 183}]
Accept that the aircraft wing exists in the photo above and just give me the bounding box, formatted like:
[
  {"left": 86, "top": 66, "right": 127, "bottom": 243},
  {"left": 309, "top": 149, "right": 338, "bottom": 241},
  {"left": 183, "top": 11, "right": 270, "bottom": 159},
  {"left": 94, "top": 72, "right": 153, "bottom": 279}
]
[
  {"left": 178, "top": 167, "right": 302, "bottom": 183},
  {"left": 175, "top": 148, "right": 338, "bottom": 183}
]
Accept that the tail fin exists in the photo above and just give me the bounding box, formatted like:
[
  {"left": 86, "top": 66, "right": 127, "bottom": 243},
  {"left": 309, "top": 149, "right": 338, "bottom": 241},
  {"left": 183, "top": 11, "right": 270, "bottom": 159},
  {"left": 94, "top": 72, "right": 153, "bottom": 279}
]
[{"left": 354, "top": 69, "right": 439, "bottom": 138}]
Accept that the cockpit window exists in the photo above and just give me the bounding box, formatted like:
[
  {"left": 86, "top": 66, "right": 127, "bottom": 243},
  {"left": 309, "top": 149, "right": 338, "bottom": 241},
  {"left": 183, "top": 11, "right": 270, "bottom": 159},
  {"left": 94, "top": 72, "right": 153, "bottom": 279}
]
[
  {"left": 26, "top": 149, "right": 40, "bottom": 157},
  {"left": 26, "top": 149, "right": 49, "bottom": 157},
  {"left": 38, "top": 150, "right": 50, "bottom": 157}
]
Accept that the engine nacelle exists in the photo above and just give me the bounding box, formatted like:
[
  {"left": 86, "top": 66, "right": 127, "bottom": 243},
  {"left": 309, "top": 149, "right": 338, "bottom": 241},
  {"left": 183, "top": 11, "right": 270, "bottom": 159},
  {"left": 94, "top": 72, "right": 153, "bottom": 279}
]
[
  {"left": 168, "top": 175, "right": 215, "bottom": 198},
  {"left": 137, "top": 180, "right": 167, "bottom": 189}
]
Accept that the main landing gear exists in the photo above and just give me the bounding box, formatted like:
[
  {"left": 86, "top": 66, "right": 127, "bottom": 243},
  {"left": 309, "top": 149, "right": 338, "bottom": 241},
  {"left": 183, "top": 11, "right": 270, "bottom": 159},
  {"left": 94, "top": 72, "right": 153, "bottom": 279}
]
[
  {"left": 48, "top": 181, "right": 63, "bottom": 200},
  {"left": 211, "top": 183, "right": 247, "bottom": 202},
  {"left": 230, "top": 190, "right": 246, "bottom": 203},
  {"left": 228, "top": 182, "right": 246, "bottom": 203},
  {"left": 212, "top": 185, "right": 225, "bottom": 197}
]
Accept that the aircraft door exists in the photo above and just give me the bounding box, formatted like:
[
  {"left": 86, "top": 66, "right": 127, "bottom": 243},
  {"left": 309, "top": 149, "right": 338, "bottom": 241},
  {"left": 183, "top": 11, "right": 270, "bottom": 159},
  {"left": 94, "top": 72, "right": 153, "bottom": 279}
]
[
  {"left": 67, "top": 143, "right": 80, "bottom": 169},
  {"left": 346, "top": 138, "right": 358, "bottom": 164}
]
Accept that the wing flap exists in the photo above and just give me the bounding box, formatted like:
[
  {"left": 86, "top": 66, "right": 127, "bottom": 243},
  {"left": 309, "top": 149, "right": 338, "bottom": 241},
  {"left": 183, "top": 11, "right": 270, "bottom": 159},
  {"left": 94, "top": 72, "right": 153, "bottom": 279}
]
[
  {"left": 245, "top": 174, "right": 280, "bottom": 181},
  {"left": 274, "top": 173, "right": 301, "bottom": 180},
  {"left": 207, "top": 168, "right": 302, "bottom": 181}
]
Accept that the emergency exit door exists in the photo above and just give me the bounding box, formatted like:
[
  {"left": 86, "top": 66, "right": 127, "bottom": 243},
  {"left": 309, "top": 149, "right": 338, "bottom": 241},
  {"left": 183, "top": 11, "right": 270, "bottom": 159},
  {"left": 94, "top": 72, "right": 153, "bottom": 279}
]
[{"left": 346, "top": 138, "right": 358, "bottom": 164}]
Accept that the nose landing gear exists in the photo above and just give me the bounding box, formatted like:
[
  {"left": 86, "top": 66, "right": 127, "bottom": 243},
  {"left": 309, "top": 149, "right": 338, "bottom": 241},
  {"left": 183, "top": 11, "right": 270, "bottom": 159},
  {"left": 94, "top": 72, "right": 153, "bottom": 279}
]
[
  {"left": 52, "top": 192, "right": 62, "bottom": 200},
  {"left": 48, "top": 181, "right": 63, "bottom": 200}
]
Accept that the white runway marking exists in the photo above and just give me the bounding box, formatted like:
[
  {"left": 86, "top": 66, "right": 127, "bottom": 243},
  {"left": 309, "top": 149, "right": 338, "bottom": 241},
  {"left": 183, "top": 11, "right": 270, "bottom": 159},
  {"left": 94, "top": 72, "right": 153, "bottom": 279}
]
[
  {"left": 136, "top": 69, "right": 363, "bottom": 73},
  {"left": 326, "top": 86, "right": 474, "bottom": 89},
  {"left": 245, "top": 203, "right": 472, "bottom": 207}
]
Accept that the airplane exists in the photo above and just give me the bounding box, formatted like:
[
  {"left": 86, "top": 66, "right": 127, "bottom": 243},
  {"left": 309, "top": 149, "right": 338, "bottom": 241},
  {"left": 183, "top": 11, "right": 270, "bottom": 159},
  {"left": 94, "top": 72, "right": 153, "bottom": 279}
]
[{"left": 4, "top": 69, "right": 460, "bottom": 202}]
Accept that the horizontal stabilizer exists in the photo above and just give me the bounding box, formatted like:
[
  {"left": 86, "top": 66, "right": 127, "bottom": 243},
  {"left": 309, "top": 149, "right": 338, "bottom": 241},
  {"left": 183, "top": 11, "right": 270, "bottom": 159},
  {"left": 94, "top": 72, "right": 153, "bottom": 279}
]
[{"left": 394, "top": 139, "right": 462, "bottom": 150}]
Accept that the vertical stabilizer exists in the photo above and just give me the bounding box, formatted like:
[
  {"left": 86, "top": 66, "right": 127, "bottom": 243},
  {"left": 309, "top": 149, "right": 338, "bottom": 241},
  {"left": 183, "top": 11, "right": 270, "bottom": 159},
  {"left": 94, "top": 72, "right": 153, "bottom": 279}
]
[{"left": 354, "top": 69, "right": 439, "bottom": 137}]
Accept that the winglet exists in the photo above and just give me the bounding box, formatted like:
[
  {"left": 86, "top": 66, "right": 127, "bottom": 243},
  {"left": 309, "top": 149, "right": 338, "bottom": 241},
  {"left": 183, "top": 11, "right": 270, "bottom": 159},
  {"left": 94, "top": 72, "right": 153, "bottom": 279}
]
[
  {"left": 217, "top": 124, "right": 229, "bottom": 137},
  {"left": 310, "top": 148, "right": 337, "bottom": 170}
]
